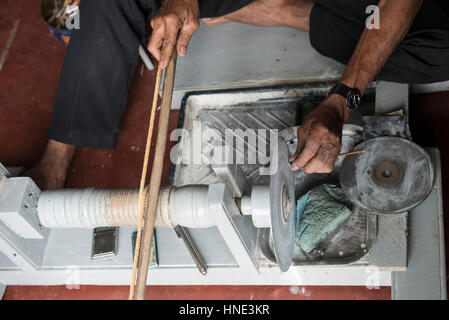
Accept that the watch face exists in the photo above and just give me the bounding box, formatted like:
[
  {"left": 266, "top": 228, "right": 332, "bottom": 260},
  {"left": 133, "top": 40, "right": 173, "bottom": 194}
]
[{"left": 347, "top": 89, "right": 361, "bottom": 111}]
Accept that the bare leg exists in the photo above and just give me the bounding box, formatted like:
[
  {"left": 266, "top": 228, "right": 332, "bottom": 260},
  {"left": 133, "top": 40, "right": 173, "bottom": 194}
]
[
  {"left": 202, "top": 0, "right": 314, "bottom": 31},
  {"left": 25, "top": 140, "right": 76, "bottom": 190}
]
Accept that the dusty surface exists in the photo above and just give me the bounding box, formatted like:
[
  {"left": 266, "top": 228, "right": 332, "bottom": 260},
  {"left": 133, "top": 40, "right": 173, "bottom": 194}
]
[{"left": 340, "top": 137, "right": 434, "bottom": 213}]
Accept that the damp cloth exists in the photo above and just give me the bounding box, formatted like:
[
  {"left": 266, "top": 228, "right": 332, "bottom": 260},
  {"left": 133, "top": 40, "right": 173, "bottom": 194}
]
[{"left": 296, "top": 184, "right": 352, "bottom": 253}]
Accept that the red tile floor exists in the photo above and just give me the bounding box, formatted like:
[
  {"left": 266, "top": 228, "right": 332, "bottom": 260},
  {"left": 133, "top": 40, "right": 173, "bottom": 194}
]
[{"left": 0, "top": 0, "right": 446, "bottom": 300}]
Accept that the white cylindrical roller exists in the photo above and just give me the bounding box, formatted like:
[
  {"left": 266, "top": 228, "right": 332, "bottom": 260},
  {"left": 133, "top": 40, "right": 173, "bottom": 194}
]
[
  {"left": 250, "top": 185, "right": 271, "bottom": 228},
  {"left": 240, "top": 195, "right": 252, "bottom": 216},
  {"left": 38, "top": 188, "right": 141, "bottom": 228},
  {"left": 37, "top": 185, "right": 212, "bottom": 229},
  {"left": 157, "top": 185, "right": 213, "bottom": 228}
]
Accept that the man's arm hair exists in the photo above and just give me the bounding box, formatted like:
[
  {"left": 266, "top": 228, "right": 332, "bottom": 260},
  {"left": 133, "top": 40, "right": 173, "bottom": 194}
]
[{"left": 339, "top": 0, "right": 422, "bottom": 118}]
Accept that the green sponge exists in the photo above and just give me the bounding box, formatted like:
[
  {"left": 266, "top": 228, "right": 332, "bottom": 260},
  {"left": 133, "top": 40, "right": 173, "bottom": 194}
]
[{"left": 296, "top": 184, "right": 352, "bottom": 253}]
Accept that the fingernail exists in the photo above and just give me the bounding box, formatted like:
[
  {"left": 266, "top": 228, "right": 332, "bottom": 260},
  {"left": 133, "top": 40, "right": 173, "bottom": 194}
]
[
  {"left": 160, "top": 61, "right": 166, "bottom": 69},
  {"left": 180, "top": 47, "right": 186, "bottom": 56},
  {"left": 291, "top": 165, "right": 298, "bottom": 171}
]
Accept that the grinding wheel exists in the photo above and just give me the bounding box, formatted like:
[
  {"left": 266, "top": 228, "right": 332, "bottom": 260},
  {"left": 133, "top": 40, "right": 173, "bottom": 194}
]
[
  {"left": 270, "top": 137, "right": 296, "bottom": 271},
  {"left": 340, "top": 137, "right": 434, "bottom": 214}
]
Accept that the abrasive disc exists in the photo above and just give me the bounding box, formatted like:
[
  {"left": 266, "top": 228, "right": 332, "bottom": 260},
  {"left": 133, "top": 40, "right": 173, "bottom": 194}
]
[
  {"left": 340, "top": 137, "right": 434, "bottom": 214},
  {"left": 270, "top": 137, "right": 296, "bottom": 271}
]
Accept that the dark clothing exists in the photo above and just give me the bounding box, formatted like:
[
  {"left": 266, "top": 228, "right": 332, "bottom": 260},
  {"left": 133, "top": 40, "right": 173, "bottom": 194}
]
[
  {"left": 49, "top": 0, "right": 254, "bottom": 149},
  {"left": 49, "top": 0, "right": 449, "bottom": 149},
  {"left": 310, "top": 0, "right": 449, "bottom": 83}
]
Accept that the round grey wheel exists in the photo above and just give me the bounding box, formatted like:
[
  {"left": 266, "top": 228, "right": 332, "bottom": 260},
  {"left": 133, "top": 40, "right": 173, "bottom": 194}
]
[
  {"left": 340, "top": 137, "right": 434, "bottom": 214},
  {"left": 270, "top": 137, "right": 296, "bottom": 271}
]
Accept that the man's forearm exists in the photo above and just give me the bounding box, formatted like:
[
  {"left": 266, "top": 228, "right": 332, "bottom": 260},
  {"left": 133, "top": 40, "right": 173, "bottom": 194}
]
[{"left": 338, "top": 0, "right": 422, "bottom": 119}]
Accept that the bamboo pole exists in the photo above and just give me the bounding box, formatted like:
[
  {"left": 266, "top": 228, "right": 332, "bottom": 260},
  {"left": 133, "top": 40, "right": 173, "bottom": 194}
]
[
  {"left": 128, "top": 64, "right": 163, "bottom": 300},
  {"left": 134, "top": 51, "right": 177, "bottom": 300}
]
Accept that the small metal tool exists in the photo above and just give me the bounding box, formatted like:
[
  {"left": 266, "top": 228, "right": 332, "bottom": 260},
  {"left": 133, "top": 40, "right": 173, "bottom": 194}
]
[
  {"left": 338, "top": 149, "right": 366, "bottom": 157},
  {"left": 174, "top": 225, "right": 207, "bottom": 275},
  {"left": 91, "top": 227, "right": 118, "bottom": 260}
]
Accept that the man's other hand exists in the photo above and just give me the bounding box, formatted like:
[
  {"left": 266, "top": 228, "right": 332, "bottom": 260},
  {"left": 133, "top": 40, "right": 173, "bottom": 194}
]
[
  {"left": 289, "top": 94, "right": 347, "bottom": 174},
  {"left": 148, "top": 0, "right": 200, "bottom": 69}
]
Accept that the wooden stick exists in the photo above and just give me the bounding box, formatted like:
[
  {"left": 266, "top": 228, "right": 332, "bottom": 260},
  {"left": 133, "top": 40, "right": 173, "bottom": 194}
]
[
  {"left": 134, "top": 51, "right": 177, "bottom": 300},
  {"left": 337, "top": 149, "right": 365, "bottom": 157},
  {"left": 128, "top": 64, "right": 163, "bottom": 300}
]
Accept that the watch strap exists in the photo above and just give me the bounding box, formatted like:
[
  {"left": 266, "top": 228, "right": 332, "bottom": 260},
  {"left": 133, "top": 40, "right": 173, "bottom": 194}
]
[{"left": 329, "top": 82, "right": 361, "bottom": 111}]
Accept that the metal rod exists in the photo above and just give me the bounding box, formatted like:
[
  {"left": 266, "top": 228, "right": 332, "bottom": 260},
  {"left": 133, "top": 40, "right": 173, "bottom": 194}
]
[
  {"left": 337, "top": 149, "right": 366, "bottom": 157},
  {"left": 134, "top": 51, "right": 177, "bottom": 300},
  {"left": 174, "top": 225, "right": 208, "bottom": 275}
]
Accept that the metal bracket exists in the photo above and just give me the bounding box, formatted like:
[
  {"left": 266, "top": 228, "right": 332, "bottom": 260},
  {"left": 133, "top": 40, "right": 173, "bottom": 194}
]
[
  {"left": 212, "top": 164, "right": 249, "bottom": 198},
  {"left": 0, "top": 177, "right": 44, "bottom": 239},
  {"left": 208, "top": 183, "right": 259, "bottom": 273},
  {"left": 91, "top": 227, "right": 118, "bottom": 260}
]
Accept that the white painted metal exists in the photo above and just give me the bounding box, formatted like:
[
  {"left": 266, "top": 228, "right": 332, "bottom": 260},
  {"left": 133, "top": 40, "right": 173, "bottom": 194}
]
[
  {"left": 0, "top": 266, "right": 391, "bottom": 286},
  {"left": 0, "top": 283, "right": 5, "bottom": 299},
  {"left": 0, "top": 177, "right": 44, "bottom": 239},
  {"left": 247, "top": 186, "right": 271, "bottom": 228},
  {"left": 0, "top": 221, "right": 391, "bottom": 286},
  {"left": 212, "top": 164, "right": 249, "bottom": 198},
  {"left": 208, "top": 183, "right": 259, "bottom": 273},
  {"left": 171, "top": 22, "right": 345, "bottom": 110},
  {"left": 375, "top": 81, "right": 409, "bottom": 115},
  {"left": 0, "top": 176, "right": 48, "bottom": 272},
  {"left": 391, "top": 148, "right": 447, "bottom": 299},
  {"left": 0, "top": 234, "right": 37, "bottom": 271},
  {"left": 240, "top": 195, "right": 252, "bottom": 215},
  {"left": 138, "top": 45, "right": 154, "bottom": 71},
  {"left": 0, "top": 251, "right": 18, "bottom": 269}
]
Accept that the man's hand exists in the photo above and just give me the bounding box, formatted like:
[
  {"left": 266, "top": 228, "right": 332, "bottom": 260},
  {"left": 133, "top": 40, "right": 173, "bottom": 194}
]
[
  {"left": 289, "top": 94, "right": 348, "bottom": 174},
  {"left": 290, "top": 0, "right": 423, "bottom": 174},
  {"left": 148, "top": 0, "right": 200, "bottom": 69}
]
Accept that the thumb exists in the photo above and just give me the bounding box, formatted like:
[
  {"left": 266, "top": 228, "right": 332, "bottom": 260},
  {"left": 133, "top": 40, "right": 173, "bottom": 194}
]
[{"left": 290, "top": 128, "right": 306, "bottom": 162}]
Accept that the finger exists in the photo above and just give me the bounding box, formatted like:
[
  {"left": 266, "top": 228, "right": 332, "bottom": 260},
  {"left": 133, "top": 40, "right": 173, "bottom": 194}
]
[
  {"left": 303, "top": 146, "right": 331, "bottom": 174},
  {"left": 290, "top": 137, "right": 320, "bottom": 171},
  {"left": 160, "top": 17, "right": 181, "bottom": 69},
  {"left": 321, "top": 147, "right": 340, "bottom": 173},
  {"left": 289, "top": 128, "right": 306, "bottom": 163},
  {"left": 289, "top": 139, "right": 304, "bottom": 163},
  {"left": 177, "top": 19, "right": 199, "bottom": 56},
  {"left": 148, "top": 19, "right": 165, "bottom": 61}
]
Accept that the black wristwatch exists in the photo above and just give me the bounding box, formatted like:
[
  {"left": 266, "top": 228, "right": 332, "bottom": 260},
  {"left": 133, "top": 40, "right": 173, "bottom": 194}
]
[{"left": 328, "top": 83, "right": 362, "bottom": 111}]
